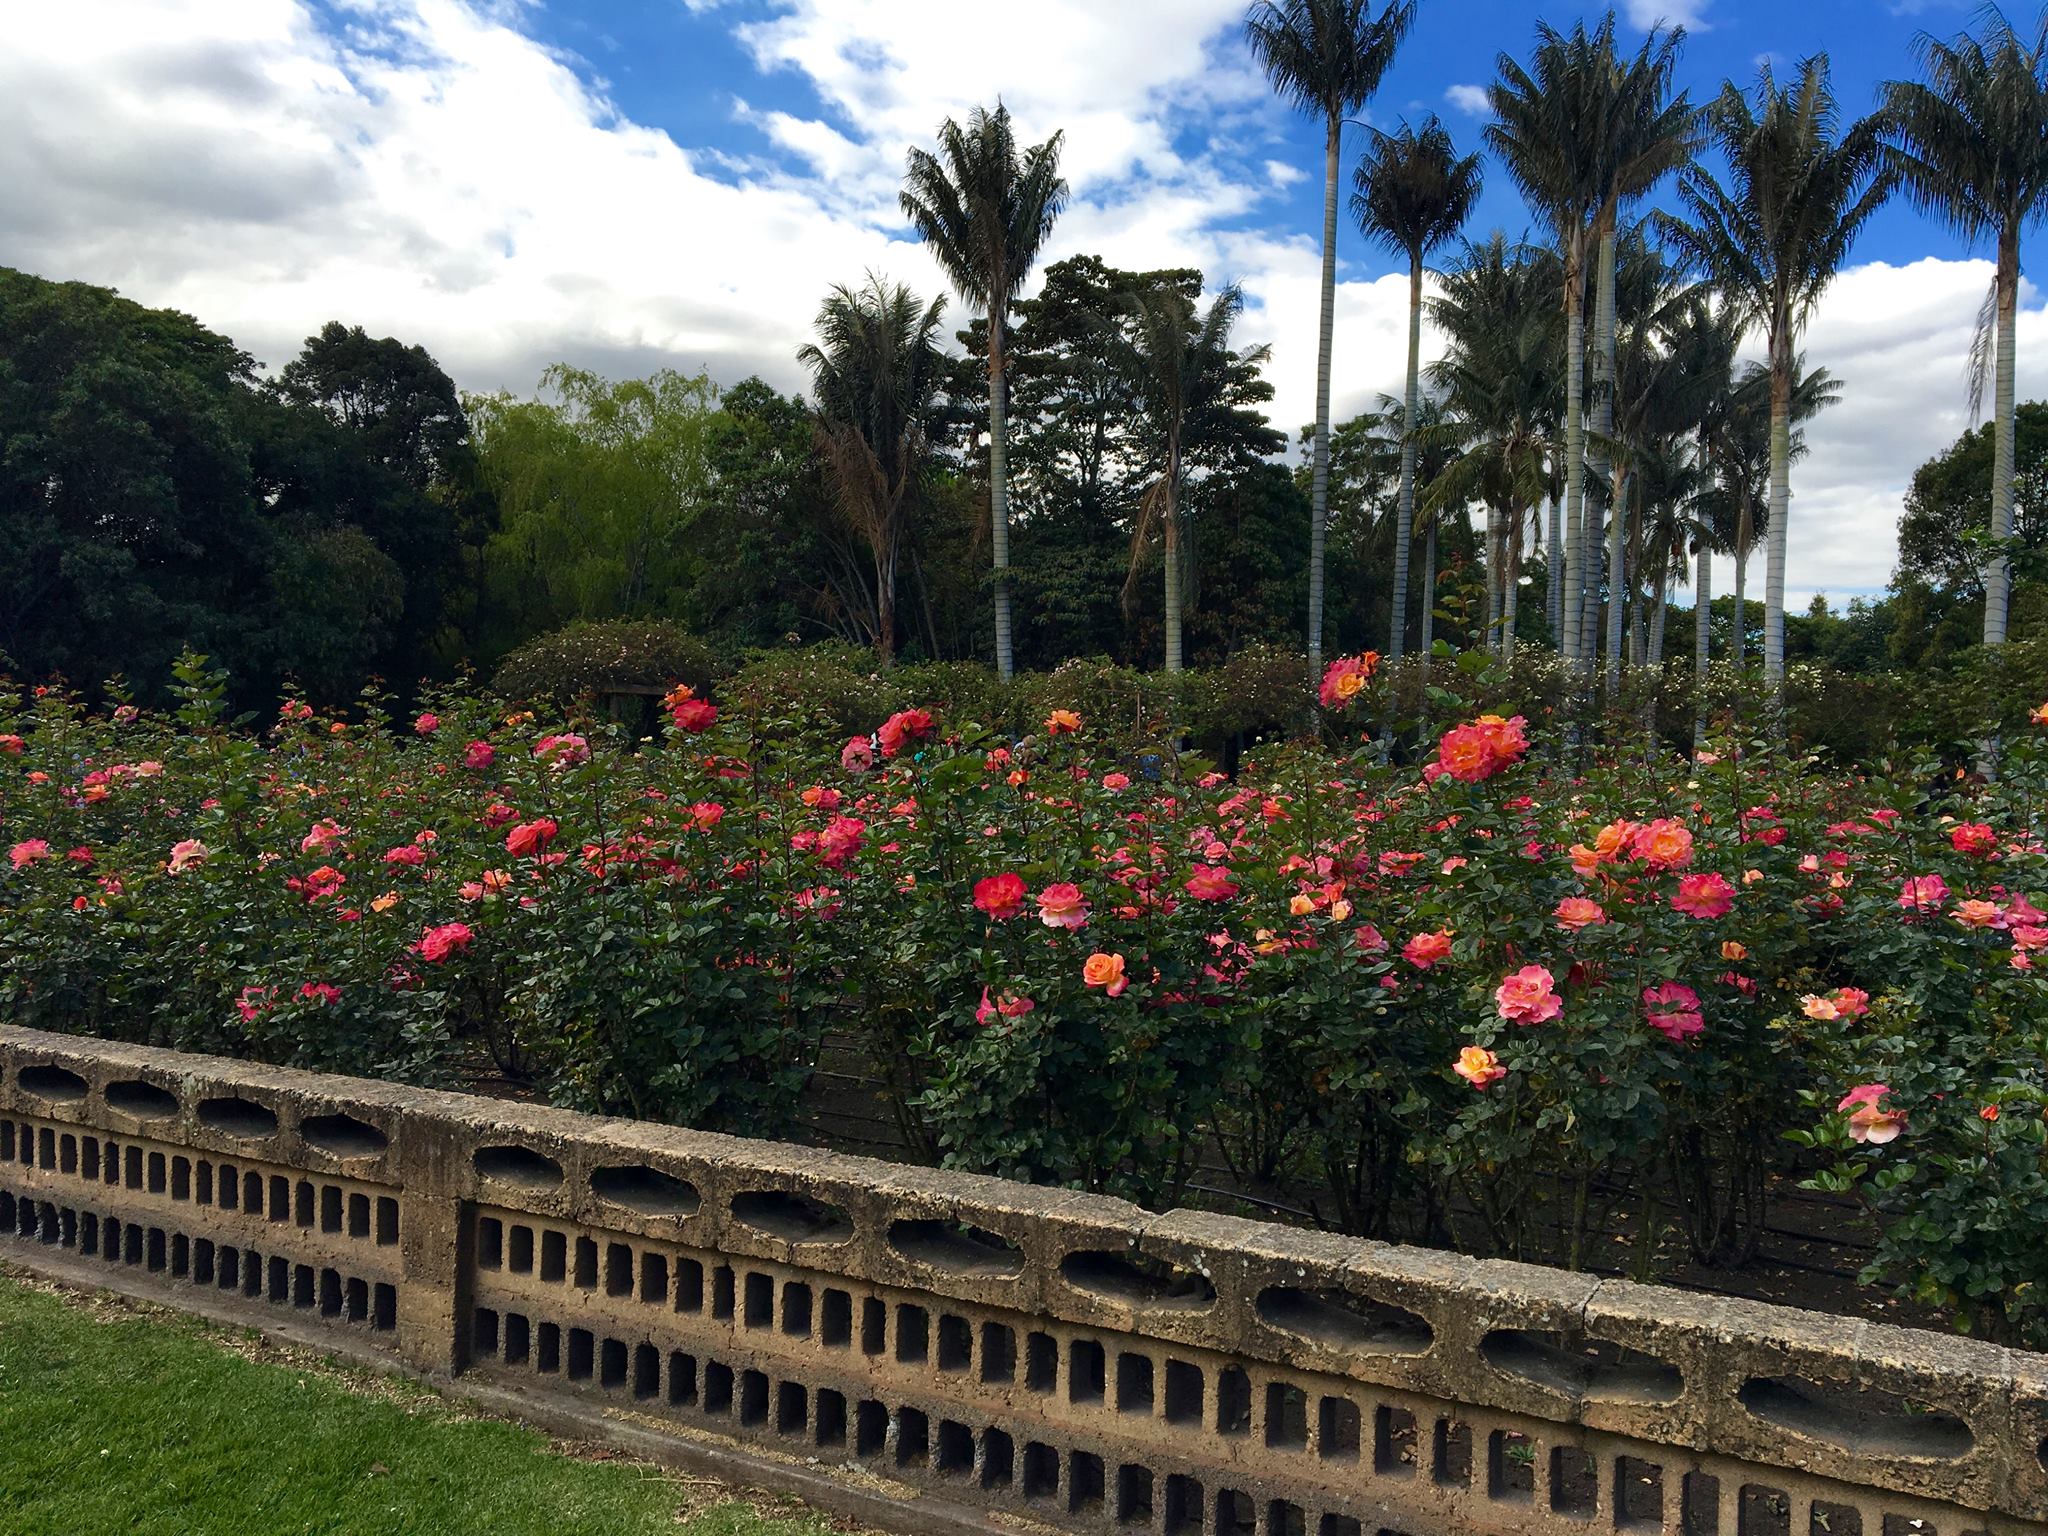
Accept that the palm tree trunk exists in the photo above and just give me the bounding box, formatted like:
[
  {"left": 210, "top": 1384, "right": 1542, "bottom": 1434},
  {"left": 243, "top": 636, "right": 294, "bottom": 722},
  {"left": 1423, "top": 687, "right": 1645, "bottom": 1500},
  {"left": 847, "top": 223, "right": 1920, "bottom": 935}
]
[
  {"left": 1419, "top": 520, "right": 1438, "bottom": 660},
  {"left": 1605, "top": 464, "right": 1627, "bottom": 694},
  {"left": 1546, "top": 493, "right": 1563, "bottom": 648},
  {"left": 1560, "top": 241, "right": 1587, "bottom": 667},
  {"left": 1593, "top": 226, "right": 1619, "bottom": 686},
  {"left": 1733, "top": 503, "right": 1750, "bottom": 671},
  {"left": 1389, "top": 256, "right": 1424, "bottom": 659},
  {"left": 1986, "top": 225, "right": 2020, "bottom": 647},
  {"left": 1164, "top": 464, "right": 1184, "bottom": 673},
  {"left": 1693, "top": 539, "right": 1711, "bottom": 753},
  {"left": 1503, "top": 517, "right": 1522, "bottom": 658},
  {"left": 1649, "top": 572, "right": 1668, "bottom": 668},
  {"left": 1765, "top": 338, "right": 1792, "bottom": 704},
  {"left": 1306, "top": 115, "right": 1340, "bottom": 675},
  {"left": 988, "top": 328, "right": 1016, "bottom": 680}
]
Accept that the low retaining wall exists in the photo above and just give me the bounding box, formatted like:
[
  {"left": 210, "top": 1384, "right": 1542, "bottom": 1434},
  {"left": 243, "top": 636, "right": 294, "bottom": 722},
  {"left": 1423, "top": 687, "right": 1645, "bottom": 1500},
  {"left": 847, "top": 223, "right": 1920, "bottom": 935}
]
[{"left": 1, "top": 1024, "right": 2041, "bottom": 1536}]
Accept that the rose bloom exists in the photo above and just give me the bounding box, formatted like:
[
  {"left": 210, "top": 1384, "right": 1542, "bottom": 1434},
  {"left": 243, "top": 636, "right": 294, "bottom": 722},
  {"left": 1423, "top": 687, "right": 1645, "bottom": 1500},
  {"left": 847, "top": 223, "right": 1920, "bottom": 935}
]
[
  {"left": 1102, "top": 772, "right": 1131, "bottom": 790},
  {"left": 1494, "top": 964, "right": 1562, "bottom": 1025},
  {"left": 841, "top": 735, "right": 877, "bottom": 773},
  {"left": 236, "top": 985, "right": 276, "bottom": 1022},
  {"left": 1897, "top": 874, "right": 1949, "bottom": 910},
  {"left": 8, "top": 838, "right": 51, "bottom": 870},
  {"left": 300, "top": 982, "right": 342, "bottom": 1005},
  {"left": 817, "top": 815, "right": 867, "bottom": 868},
  {"left": 1046, "top": 709, "right": 1082, "bottom": 735},
  {"left": 505, "top": 819, "right": 558, "bottom": 858},
  {"left": 300, "top": 820, "right": 347, "bottom": 854},
  {"left": 672, "top": 698, "right": 718, "bottom": 733},
  {"left": 0, "top": 734, "right": 23, "bottom": 754},
  {"left": 975, "top": 988, "right": 1036, "bottom": 1026},
  {"left": 1838, "top": 1083, "right": 1906, "bottom": 1144},
  {"left": 1554, "top": 896, "right": 1607, "bottom": 930},
  {"left": 463, "top": 740, "right": 496, "bottom": 770},
  {"left": 1403, "top": 929, "right": 1454, "bottom": 969},
  {"left": 1670, "top": 872, "right": 1733, "bottom": 919},
  {"left": 1642, "top": 982, "right": 1704, "bottom": 1043},
  {"left": 1184, "top": 865, "right": 1240, "bottom": 901},
  {"left": 1950, "top": 822, "right": 1998, "bottom": 857},
  {"left": 1631, "top": 818, "right": 1694, "bottom": 871},
  {"left": 801, "top": 786, "right": 843, "bottom": 811},
  {"left": 415, "top": 921, "right": 474, "bottom": 963},
  {"left": 877, "top": 708, "right": 935, "bottom": 758},
  {"left": 1721, "top": 940, "right": 1748, "bottom": 961},
  {"left": 1951, "top": 899, "right": 2003, "bottom": 929},
  {"left": 973, "top": 872, "right": 1028, "bottom": 920},
  {"left": 533, "top": 733, "right": 589, "bottom": 769},
  {"left": 2035, "top": 700, "right": 2048, "bottom": 726},
  {"left": 1036, "top": 882, "right": 1090, "bottom": 930},
  {"left": 383, "top": 844, "right": 428, "bottom": 867},
  {"left": 1318, "top": 653, "right": 1380, "bottom": 709},
  {"left": 1453, "top": 1045, "right": 1507, "bottom": 1090},
  {"left": 413, "top": 712, "right": 440, "bottom": 735},
  {"left": 1083, "top": 951, "right": 1129, "bottom": 997},
  {"left": 167, "top": 839, "right": 209, "bottom": 875}
]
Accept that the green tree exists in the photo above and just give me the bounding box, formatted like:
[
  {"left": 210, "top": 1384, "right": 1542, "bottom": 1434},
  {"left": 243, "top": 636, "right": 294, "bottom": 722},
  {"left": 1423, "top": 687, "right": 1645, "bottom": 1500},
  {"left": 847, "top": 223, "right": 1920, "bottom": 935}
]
[
  {"left": 1351, "top": 115, "right": 1482, "bottom": 660},
  {"left": 900, "top": 103, "right": 1068, "bottom": 681},
  {"left": 1663, "top": 58, "right": 1891, "bottom": 703},
  {"left": 798, "top": 276, "right": 950, "bottom": 665},
  {"left": 1246, "top": 0, "right": 1417, "bottom": 676},
  {"left": 1883, "top": 9, "right": 2048, "bottom": 646},
  {"left": 1897, "top": 400, "right": 2048, "bottom": 602}
]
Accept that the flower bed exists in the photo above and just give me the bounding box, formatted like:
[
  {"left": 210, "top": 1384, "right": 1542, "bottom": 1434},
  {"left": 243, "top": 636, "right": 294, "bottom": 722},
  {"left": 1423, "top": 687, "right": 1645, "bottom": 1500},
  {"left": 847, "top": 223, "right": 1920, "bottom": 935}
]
[{"left": 2, "top": 656, "right": 2045, "bottom": 1343}]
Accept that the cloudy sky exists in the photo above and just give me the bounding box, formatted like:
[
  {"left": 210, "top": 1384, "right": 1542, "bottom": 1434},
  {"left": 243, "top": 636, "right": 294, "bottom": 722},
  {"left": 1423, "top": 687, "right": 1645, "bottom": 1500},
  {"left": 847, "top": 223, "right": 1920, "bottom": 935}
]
[{"left": 2, "top": 0, "right": 2039, "bottom": 607}]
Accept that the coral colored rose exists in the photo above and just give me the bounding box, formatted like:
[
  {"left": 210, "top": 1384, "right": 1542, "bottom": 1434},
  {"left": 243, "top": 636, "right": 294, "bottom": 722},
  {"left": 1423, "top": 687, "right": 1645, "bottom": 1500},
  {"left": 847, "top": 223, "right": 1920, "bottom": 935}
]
[
  {"left": 841, "top": 736, "right": 877, "bottom": 773},
  {"left": 463, "top": 740, "right": 496, "bottom": 770},
  {"left": 1083, "top": 952, "right": 1129, "bottom": 997},
  {"left": 415, "top": 921, "right": 474, "bottom": 963},
  {"left": 1318, "top": 653, "right": 1380, "bottom": 709},
  {"left": 1494, "top": 964, "right": 1562, "bottom": 1025},
  {"left": 1950, "top": 822, "right": 1998, "bottom": 856},
  {"left": 671, "top": 698, "right": 718, "bottom": 733},
  {"left": 1982, "top": 1104, "right": 2001, "bottom": 1122},
  {"left": 1184, "top": 865, "right": 1240, "bottom": 901},
  {"left": 1838, "top": 1084, "right": 1906, "bottom": 1144},
  {"left": 1403, "top": 929, "right": 1453, "bottom": 969},
  {"left": 878, "top": 708, "right": 935, "bottom": 758},
  {"left": 2035, "top": 701, "right": 2048, "bottom": 726},
  {"left": 505, "top": 819, "right": 558, "bottom": 858},
  {"left": 413, "top": 712, "right": 440, "bottom": 735},
  {"left": 167, "top": 839, "right": 209, "bottom": 875},
  {"left": 0, "top": 734, "right": 23, "bottom": 754},
  {"left": 817, "top": 815, "right": 867, "bottom": 868},
  {"left": 973, "top": 872, "right": 1027, "bottom": 920},
  {"left": 975, "top": 988, "right": 1036, "bottom": 1026},
  {"left": 1102, "top": 772, "right": 1130, "bottom": 790},
  {"left": 9, "top": 838, "right": 51, "bottom": 870},
  {"left": 1046, "top": 709, "right": 1082, "bottom": 735},
  {"left": 1453, "top": 1045, "right": 1506, "bottom": 1089},
  {"left": 1642, "top": 982, "right": 1704, "bottom": 1042},
  {"left": 1721, "top": 940, "right": 1748, "bottom": 961},
  {"left": 1898, "top": 874, "right": 1949, "bottom": 911},
  {"left": 383, "top": 844, "right": 427, "bottom": 867},
  {"left": 801, "top": 785, "right": 843, "bottom": 810},
  {"left": 1631, "top": 818, "right": 1694, "bottom": 871},
  {"left": 1670, "top": 872, "right": 1733, "bottom": 919},
  {"left": 1951, "top": 899, "right": 2002, "bottom": 929},
  {"left": 533, "top": 733, "right": 589, "bottom": 769},
  {"left": 1036, "top": 882, "right": 1089, "bottom": 930},
  {"left": 299, "top": 982, "right": 341, "bottom": 1005},
  {"left": 1554, "top": 896, "right": 1607, "bottom": 930}
]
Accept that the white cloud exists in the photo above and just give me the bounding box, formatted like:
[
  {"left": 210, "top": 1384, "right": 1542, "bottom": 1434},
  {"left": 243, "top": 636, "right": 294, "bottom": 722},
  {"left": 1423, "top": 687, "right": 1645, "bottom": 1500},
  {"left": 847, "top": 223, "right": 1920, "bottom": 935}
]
[
  {"left": 0, "top": 0, "right": 2019, "bottom": 619},
  {"left": 1444, "top": 84, "right": 1490, "bottom": 115},
  {"left": 1623, "top": 0, "right": 1711, "bottom": 29}
]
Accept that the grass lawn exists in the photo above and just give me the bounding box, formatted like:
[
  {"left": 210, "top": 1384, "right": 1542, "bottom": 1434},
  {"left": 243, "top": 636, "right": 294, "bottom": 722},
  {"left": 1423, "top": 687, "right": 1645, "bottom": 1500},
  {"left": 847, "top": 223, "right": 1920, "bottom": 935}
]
[{"left": 0, "top": 1268, "right": 851, "bottom": 1536}]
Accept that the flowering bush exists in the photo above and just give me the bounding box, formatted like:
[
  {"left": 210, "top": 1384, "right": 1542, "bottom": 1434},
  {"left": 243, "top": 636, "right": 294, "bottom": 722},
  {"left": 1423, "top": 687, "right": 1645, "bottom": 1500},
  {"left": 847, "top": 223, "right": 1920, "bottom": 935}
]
[{"left": 4, "top": 654, "right": 2046, "bottom": 1340}]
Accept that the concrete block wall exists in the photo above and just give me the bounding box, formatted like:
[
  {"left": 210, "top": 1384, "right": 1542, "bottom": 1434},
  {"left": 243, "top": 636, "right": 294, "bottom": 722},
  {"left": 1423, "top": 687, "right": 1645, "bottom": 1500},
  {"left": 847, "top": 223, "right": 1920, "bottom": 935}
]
[{"left": 1, "top": 1024, "right": 2041, "bottom": 1536}]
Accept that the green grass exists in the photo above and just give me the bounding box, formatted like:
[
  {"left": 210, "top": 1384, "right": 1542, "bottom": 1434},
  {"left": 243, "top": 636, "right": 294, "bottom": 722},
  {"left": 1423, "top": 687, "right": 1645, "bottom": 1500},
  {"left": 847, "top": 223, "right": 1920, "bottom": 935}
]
[{"left": 0, "top": 1271, "right": 847, "bottom": 1535}]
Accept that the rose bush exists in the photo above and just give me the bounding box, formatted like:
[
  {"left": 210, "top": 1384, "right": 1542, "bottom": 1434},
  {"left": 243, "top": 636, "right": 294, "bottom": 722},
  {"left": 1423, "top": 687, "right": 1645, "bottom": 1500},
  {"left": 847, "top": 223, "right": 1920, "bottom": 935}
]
[{"left": 4, "top": 652, "right": 2045, "bottom": 1340}]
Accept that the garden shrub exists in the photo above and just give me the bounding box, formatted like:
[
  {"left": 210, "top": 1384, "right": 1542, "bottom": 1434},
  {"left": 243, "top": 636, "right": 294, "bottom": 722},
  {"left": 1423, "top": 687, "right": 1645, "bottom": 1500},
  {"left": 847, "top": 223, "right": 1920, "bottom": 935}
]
[{"left": 492, "top": 620, "right": 725, "bottom": 707}]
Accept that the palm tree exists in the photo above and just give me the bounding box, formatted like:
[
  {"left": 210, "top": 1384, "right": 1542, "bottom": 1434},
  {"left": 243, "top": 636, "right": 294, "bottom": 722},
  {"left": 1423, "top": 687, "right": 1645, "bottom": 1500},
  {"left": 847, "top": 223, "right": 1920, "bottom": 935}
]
[
  {"left": 1662, "top": 58, "right": 1891, "bottom": 703},
  {"left": 1587, "top": 26, "right": 1698, "bottom": 679},
  {"left": 797, "top": 276, "right": 948, "bottom": 665},
  {"left": 1103, "top": 283, "right": 1270, "bottom": 671},
  {"left": 900, "top": 103, "right": 1068, "bottom": 681},
  {"left": 1882, "top": 9, "right": 2048, "bottom": 646},
  {"left": 1246, "top": 0, "right": 1418, "bottom": 677},
  {"left": 1352, "top": 115, "right": 1483, "bottom": 660},
  {"left": 1487, "top": 20, "right": 1613, "bottom": 670}
]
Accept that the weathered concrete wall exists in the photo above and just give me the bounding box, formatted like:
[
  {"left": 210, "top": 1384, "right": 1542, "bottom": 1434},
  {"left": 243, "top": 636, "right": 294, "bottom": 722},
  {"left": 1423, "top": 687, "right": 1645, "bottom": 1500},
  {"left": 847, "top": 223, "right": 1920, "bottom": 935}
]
[{"left": 2, "top": 1024, "right": 2041, "bottom": 1536}]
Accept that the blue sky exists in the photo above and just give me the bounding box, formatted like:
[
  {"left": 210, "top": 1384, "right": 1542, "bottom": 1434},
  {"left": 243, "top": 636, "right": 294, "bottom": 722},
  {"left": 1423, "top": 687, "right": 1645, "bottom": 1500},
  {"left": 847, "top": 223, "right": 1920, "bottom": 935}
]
[{"left": 1, "top": 0, "right": 2037, "bottom": 606}]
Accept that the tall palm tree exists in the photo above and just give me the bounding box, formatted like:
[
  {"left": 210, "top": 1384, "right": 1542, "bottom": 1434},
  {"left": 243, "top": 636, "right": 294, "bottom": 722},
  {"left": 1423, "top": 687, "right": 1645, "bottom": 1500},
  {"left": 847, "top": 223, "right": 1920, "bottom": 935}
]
[
  {"left": 900, "top": 103, "right": 1068, "bottom": 681},
  {"left": 1587, "top": 26, "right": 1698, "bottom": 678},
  {"left": 1882, "top": 9, "right": 2048, "bottom": 646},
  {"left": 1662, "top": 57, "right": 1891, "bottom": 702},
  {"left": 1352, "top": 115, "right": 1483, "bottom": 660},
  {"left": 797, "top": 276, "right": 949, "bottom": 665},
  {"left": 1103, "top": 284, "right": 1269, "bottom": 671},
  {"left": 1487, "top": 21, "right": 1613, "bottom": 669},
  {"left": 1246, "top": 0, "right": 1418, "bottom": 677}
]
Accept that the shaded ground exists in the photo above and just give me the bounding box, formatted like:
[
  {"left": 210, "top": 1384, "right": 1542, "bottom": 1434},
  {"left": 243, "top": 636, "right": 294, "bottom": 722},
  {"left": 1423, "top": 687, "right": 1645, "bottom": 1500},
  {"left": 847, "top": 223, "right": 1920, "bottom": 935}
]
[{"left": 0, "top": 1267, "right": 865, "bottom": 1536}]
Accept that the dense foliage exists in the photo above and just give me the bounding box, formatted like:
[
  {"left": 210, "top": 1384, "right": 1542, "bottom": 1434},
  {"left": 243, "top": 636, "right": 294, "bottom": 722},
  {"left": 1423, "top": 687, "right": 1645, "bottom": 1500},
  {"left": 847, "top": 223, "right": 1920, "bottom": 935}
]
[{"left": 6, "top": 657, "right": 2046, "bottom": 1343}]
